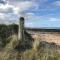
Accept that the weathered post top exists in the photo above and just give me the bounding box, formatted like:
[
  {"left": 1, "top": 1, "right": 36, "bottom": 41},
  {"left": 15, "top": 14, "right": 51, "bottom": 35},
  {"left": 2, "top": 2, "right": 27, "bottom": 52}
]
[
  {"left": 20, "top": 17, "right": 24, "bottom": 21},
  {"left": 18, "top": 17, "right": 24, "bottom": 41}
]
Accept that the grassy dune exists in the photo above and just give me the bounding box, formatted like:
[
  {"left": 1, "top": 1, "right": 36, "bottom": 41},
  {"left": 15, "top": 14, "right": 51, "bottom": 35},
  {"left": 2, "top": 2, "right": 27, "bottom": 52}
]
[{"left": 0, "top": 34, "right": 60, "bottom": 60}]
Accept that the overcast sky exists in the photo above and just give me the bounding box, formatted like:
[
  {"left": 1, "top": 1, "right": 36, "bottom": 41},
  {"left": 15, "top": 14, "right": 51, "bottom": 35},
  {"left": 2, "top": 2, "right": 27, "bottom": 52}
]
[{"left": 0, "top": 0, "right": 60, "bottom": 28}]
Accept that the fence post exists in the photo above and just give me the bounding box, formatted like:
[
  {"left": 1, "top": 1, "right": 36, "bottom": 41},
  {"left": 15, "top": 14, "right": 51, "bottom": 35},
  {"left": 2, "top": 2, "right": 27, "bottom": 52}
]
[{"left": 18, "top": 17, "right": 24, "bottom": 41}]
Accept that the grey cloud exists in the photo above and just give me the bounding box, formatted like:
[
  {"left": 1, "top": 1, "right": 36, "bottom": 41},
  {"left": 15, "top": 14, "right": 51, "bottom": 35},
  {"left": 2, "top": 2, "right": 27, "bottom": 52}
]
[{"left": 0, "top": 0, "right": 7, "bottom": 4}]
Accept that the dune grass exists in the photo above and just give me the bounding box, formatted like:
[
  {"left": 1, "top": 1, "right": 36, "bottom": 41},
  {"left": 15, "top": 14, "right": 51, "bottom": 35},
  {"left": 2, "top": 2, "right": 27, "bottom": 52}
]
[{"left": 0, "top": 34, "right": 60, "bottom": 60}]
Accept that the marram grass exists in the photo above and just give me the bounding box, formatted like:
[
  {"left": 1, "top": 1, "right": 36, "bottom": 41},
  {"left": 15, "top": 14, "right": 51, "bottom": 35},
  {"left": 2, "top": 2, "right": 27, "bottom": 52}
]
[{"left": 0, "top": 34, "right": 60, "bottom": 60}]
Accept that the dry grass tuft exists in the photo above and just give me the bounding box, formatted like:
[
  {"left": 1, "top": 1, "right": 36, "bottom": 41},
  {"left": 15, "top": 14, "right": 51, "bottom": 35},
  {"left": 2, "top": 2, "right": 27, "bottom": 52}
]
[{"left": 0, "top": 34, "right": 18, "bottom": 60}]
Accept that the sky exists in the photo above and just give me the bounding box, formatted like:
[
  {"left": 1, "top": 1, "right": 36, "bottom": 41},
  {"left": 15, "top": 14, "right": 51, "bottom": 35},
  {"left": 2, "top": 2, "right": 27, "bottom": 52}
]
[{"left": 0, "top": 0, "right": 60, "bottom": 28}]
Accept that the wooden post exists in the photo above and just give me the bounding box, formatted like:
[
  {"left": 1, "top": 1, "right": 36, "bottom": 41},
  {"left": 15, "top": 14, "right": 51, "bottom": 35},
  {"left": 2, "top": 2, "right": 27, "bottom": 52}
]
[{"left": 18, "top": 17, "right": 24, "bottom": 41}]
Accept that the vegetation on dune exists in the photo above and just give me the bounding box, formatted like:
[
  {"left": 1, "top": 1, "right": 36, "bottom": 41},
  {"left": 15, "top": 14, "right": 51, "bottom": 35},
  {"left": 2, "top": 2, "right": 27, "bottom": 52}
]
[
  {"left": 0, "top": 24, "right": 60, "bottom": 60},
  {"left": 0, "top": 24, "right": 18, "bottom": 47},
  {"left": 0, "top": 34, "right": 60, "bottom": 60}
]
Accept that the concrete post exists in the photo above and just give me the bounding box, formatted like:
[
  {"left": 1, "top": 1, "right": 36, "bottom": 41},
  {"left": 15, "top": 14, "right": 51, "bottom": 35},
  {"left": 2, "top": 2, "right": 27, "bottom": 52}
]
[{"left": 18, "top": 17, "right": 24, "bottom": 41}]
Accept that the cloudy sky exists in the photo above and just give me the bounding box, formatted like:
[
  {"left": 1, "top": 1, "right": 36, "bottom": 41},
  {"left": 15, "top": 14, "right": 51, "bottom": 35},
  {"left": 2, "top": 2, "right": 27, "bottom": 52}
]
[{"left": 0, "top": 0, "right": 60, "bottom": 28}]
